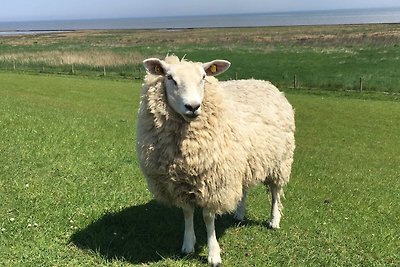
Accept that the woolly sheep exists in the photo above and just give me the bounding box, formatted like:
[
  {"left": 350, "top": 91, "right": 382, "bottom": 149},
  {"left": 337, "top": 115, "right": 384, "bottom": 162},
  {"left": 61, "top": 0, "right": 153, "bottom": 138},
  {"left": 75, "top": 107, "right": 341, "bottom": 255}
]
[{"left": 136, "top": 55, "right": 295, "bottom": 266}]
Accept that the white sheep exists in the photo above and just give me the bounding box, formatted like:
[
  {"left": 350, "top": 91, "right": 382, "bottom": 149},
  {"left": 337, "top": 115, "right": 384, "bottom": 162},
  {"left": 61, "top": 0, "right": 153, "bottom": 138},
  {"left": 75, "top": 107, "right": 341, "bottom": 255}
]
[{"left": 136, "top": 55, "right": 295, "bottom": 266}]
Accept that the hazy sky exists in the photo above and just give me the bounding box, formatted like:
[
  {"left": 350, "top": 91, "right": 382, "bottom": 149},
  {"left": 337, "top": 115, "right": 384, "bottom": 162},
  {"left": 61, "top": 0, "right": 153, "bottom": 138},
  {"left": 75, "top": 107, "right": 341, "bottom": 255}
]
[{"left": 1, "top": 0, "right": 400, "bottom": 22}]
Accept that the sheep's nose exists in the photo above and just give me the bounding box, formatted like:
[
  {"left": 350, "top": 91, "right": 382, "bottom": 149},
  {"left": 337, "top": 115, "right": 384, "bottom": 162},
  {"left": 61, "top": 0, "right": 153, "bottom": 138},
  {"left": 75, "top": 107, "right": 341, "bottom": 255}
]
[{"left": 184, "top": 104, "right": 200, "bottom": 112}]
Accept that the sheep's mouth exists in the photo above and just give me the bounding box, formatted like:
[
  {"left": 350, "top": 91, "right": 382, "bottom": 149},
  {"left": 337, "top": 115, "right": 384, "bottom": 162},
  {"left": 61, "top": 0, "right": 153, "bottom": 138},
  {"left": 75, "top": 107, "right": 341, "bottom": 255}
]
[{"left": 183, "top": 113, "right": 200, "bottom": 122}]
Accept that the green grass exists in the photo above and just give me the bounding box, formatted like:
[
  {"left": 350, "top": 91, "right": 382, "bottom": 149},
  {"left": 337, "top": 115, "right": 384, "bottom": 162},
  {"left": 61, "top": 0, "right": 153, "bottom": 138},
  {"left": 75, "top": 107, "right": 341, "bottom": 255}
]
[
  {"left": 0, "top": 73, "right": 143, "bottom": 266},
  {"left": 1, "top": 72, "right": 399, "bottom": 266},
  {"left": 2, "top": 24, "right": 400, "bottom": 92}
]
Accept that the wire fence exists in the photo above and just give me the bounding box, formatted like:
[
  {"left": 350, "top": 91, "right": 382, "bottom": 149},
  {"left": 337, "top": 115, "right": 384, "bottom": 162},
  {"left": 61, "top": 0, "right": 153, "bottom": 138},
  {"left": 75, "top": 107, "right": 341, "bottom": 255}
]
[
  {"left": 231, "top": 71, "right": 400, "bottom": 94},
  {"left": 1, "top": 62, "right": 400, "bottom": 94},
  {"left": 0, "top": 61, "right": 145, "bottom": 80}
]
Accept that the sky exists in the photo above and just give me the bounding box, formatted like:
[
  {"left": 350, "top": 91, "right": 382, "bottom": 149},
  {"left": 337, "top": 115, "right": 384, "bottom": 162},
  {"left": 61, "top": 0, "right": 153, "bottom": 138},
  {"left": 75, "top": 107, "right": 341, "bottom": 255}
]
[{"left": 1, "top": 0, "right": 400, "bottom": 22}]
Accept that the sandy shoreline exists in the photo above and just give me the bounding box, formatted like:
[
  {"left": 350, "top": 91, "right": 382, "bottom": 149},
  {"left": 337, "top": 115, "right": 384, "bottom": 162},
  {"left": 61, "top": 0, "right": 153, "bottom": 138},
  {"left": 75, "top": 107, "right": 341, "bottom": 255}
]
[
  {"left": 0, "top": 30, "right": 73, "bottom": 36},
  {"left": 2, "top": 22, "right": 400, "bottom": 37}
]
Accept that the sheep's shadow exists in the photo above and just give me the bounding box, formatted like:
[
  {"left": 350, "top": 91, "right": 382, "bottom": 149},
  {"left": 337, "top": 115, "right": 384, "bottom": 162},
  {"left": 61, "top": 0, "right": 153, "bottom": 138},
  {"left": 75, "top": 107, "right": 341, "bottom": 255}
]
[{"left": 70, "top": 200, "right": 262, "bottom": 264}]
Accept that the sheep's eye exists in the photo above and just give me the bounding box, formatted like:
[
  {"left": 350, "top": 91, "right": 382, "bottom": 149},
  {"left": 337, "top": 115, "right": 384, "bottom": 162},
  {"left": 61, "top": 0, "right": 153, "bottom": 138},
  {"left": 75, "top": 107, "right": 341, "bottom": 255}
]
[
  {"left": 202, "top": 74, "right": 206, "bottom": 80},
  {"left": 167, "top": 75, "right": 177, "bottom": 85}
]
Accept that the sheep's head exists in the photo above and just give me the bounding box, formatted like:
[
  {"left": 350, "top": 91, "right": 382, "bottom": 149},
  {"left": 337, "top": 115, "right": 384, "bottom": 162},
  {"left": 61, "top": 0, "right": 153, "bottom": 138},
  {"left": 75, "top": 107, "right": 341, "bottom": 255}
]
[{"left": 143, "top": 56, "right": 231, "bottom": 122}]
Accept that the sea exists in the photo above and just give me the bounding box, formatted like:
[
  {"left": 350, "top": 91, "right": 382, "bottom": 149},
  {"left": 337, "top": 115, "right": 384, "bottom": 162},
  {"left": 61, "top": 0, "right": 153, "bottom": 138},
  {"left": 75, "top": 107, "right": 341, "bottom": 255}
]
[{"left": 1, "top": 7, "right": 400, "bottom": 35}]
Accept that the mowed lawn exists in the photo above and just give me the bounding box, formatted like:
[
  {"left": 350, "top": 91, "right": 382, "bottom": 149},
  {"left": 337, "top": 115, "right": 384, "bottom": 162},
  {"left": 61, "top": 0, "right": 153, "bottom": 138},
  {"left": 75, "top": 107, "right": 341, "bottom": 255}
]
[{"left": 0, "top": 73, "right": 399, "bottom": 266}]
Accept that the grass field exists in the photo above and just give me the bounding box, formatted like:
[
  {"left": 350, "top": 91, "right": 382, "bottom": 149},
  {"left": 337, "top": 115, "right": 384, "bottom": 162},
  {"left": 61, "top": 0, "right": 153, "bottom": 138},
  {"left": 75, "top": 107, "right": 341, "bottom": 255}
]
[
  {"left": 1, "top": 24, "right": 400, "bottom": 92},
  {"left": 1, "top": 72, "right": 399, "bottom": 266}
]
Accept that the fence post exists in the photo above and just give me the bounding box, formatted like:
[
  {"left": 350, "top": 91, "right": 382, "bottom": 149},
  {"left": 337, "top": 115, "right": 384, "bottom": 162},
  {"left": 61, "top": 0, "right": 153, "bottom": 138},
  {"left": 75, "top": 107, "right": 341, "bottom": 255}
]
[
  {"left": 293, "top": 74, "right": 297, "bottom": 89},
  {"left": 71, "top": 64, "right": 75, "bottom": 74},
  {"left": 13, "top": 60, "right": 16, "bottom": 71},
  {"left": 103, "top": 66, "right": 106, "bottom": 76},
  {"left": 235, "top": 72, "right": 238, "bottom": 80},
  {"left": 359, "top": 77, "right": 363, "bottom": 92}
]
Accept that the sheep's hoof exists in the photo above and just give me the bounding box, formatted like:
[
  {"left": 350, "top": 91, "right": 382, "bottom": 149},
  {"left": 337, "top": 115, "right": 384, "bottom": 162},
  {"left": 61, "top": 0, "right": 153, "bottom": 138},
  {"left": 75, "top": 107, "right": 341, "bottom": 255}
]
[
  {"left": 208, "top": 252, "right": 222, "bottom": 267},
  {"left": 209, "top": 259, "right": 221, "bottom": 267},
  {"left": 181, "top": 234, "right": 196, "bottom": 255},
  {"left": 181, "top": 247, "right": 195, "bottom": 255},
  {"left": 181, "top": 243, "right": 195, "bottom": 255},
  {"left": 268, "top": 220, "right": 280, "bottom": 229},
  {"left": 233, "top": 212, "right": 245, "bottom": 222}
]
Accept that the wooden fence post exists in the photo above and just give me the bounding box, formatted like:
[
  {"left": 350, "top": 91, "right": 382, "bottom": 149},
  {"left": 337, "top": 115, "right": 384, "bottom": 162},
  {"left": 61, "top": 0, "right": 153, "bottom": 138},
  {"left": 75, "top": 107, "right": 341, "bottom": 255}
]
[
  {"left": 71, "top": 64, "right": 75, "bottom": 74},
  {"left": 359, "top": 77, "right": 363, "bottom": 92},
  {"left": 103, "top": 66, "right": 106, "bottom": 76},
  {"left": 293, "top": 74, "right": 297, "bottom": 89},
  {"left": 13, "top": 60, "right": 16, "bottom": 71}
]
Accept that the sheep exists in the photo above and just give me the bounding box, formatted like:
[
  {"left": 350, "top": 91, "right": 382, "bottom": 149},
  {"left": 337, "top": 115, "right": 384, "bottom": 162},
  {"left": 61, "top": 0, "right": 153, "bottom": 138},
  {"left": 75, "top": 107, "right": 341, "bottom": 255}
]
[{"left": 136, "top": 55, "right": 295, "bottom": 266}]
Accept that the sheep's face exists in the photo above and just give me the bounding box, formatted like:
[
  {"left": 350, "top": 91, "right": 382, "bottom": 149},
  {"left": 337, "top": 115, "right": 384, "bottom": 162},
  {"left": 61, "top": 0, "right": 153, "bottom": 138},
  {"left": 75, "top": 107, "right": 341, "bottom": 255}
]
[{"left": 143, "top": 56, "right": 231, "bottom": 122}]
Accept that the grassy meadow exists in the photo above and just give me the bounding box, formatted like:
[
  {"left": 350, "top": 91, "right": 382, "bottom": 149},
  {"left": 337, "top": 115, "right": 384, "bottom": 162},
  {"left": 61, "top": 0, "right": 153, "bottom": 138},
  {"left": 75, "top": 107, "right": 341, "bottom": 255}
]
[
  {"left": 1, "top": 24, "right": 400, "bottom": 266},
  {"left": 1, "top": 24, "right": 400, "bottom": 92}
]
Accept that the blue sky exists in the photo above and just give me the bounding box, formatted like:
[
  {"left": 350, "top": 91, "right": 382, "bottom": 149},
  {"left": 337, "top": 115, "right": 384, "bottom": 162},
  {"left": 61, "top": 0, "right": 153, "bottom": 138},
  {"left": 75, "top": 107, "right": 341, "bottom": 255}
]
[{"left": 1, "top": 0, "right": 400, "bottom": 22}]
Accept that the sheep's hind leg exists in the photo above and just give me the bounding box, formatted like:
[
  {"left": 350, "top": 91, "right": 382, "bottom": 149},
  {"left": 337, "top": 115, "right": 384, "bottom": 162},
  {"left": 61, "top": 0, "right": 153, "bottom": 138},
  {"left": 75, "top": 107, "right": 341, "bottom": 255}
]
[
  {"left": 203, "top": 208, "right": 221, "bottom": 267},
  {"left": 233, "top": 190, "right": 247, "bottom": 221},
  {"left": 268, "top": 183, "right": 283, "bottom": 229},
  {"left": 181, "top": 205, "right": 196, "bottom": 254}
]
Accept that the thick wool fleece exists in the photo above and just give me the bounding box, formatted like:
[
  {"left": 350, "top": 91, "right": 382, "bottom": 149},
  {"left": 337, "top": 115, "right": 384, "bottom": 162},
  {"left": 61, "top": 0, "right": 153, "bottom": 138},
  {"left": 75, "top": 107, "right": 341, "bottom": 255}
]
[{"left": 136, "top": 72, "right": 295, "bottom": 214}]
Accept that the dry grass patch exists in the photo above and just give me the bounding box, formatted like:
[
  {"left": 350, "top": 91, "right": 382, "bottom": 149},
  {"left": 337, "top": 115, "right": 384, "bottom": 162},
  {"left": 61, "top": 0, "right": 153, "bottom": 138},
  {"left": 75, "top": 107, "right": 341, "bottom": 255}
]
[{"left": 0, "top": 50, "right": 143, "bottom": 67}]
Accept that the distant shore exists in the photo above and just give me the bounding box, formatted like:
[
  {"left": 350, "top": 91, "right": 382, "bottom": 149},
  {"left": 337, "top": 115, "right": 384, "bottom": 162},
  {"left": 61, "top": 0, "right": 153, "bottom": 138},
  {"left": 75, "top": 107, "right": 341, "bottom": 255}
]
[
  {"left": 2, "top": 22, "right": 400, "bottom": 37},
  {"left": 0, "top": 30, "right": 73, "bottom": 36}
]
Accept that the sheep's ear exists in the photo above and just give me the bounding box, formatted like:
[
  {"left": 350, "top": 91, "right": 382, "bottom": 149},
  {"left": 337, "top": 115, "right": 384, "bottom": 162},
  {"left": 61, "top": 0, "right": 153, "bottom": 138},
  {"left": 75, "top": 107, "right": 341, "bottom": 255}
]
[
  {"left": 143, "top": 58, "right": 167, "bottom": 76},
  {"left": 203, "top": 60, "right": 231, "bottom": 76}
]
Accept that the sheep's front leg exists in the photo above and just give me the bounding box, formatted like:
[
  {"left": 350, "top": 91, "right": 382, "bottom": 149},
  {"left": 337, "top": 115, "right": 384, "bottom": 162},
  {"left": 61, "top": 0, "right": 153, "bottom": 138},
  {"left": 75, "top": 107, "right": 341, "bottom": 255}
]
[
  {"left": 181, "top": 205, "right": 196, "bottom": 254},
  {"left": 233, "top": 190, "right": 247, "bottom": 221},
  {"left": 268, "top": 183, "right": 283, "bottom": 229},
  {"left": 203, "top": 208, "right": 221, "bottom": 267}
]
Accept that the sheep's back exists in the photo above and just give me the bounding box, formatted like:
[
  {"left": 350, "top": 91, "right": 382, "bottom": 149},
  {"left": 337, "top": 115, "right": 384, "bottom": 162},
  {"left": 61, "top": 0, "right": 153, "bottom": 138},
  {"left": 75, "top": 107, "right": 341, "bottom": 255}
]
[
  {"left": 219, "top": 79, "right": 295, "bottom": 186},
  {"left": 220, "top": 79, "right": 294, "bottom": 130}
]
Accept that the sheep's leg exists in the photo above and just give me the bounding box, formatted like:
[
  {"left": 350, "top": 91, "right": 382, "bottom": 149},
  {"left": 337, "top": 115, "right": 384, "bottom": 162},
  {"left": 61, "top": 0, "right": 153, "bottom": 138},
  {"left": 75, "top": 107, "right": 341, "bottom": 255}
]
[
  {"left": 268, "top": 183, "right": 283, "bottom": 229},
  {"left": 181, "top": 205, "right": 196, "bottom": 254},
  {"left": 233, "top": 189, "right": 247, "bottom": 221},
  {"left": 203, "top": 208, "right": 221, "bottom": 267}
]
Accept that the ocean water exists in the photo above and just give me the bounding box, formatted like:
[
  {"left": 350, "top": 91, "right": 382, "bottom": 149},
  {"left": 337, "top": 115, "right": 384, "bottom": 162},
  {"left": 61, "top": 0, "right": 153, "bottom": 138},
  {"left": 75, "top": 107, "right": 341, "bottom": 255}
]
[{"left": 1, "top": 7, "right": 400, "bottom": 34}]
